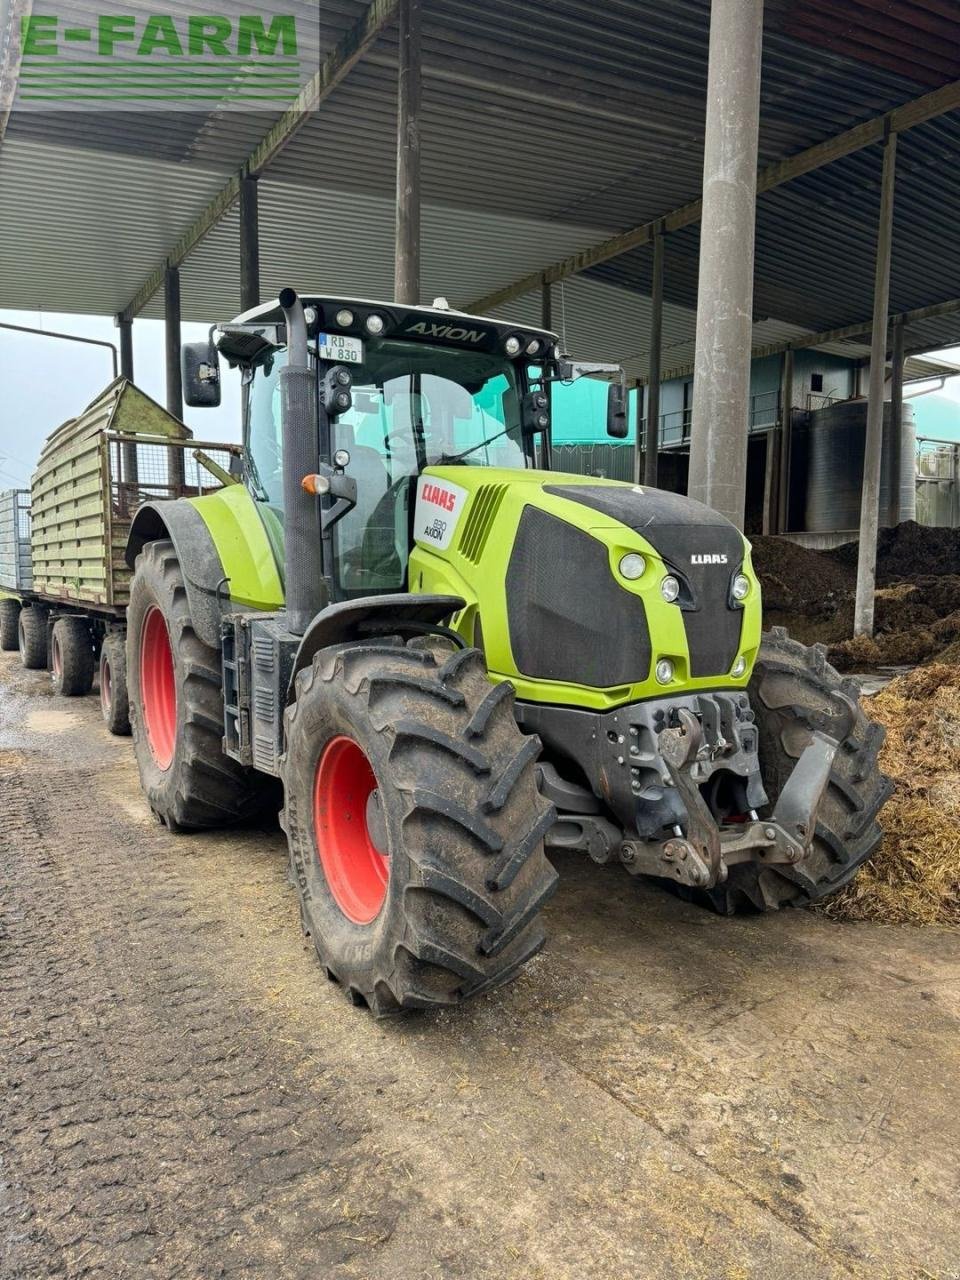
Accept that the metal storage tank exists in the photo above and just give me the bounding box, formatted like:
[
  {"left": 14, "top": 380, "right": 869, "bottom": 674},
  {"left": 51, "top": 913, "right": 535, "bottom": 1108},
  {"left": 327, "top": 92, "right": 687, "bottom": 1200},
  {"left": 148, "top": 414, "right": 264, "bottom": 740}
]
[{"left": 804, "top": 399, "right": 916, "bottom": 533}]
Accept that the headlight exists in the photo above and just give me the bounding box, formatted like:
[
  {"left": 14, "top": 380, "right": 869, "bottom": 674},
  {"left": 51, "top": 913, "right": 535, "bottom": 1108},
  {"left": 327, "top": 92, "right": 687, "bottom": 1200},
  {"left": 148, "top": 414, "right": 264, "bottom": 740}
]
[
  {"left": 660, "top": 575, "right": 680, "bottom": 603},
  {"left": 335, "top": 308, "right": 354, "bottom": 327},
  {"left": 619, "top": 553, "right": 646, "bottom": 581},
  {"left": 505, "top": 336, "right": 522, "bottom": 356},
  {"left": 655, "top": 658, "right": 674, "bottom": 684},
  {"left": 365, "top": 313, "right": 385, "bottom": 336},
  {"left": 732, "top": 573, "right": 750, "bottom": 601},
  {"left": 731, "top": 656, "right": 747, "bottom": 678},
  {"left": 525, "top": 338, "right": 541, "bottom": 356}
]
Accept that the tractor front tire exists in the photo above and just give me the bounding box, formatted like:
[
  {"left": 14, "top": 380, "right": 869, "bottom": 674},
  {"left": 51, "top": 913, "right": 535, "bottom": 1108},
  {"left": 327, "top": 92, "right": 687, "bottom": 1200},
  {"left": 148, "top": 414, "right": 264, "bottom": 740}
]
[
  {"left": 0, "top": 598, "right": 20, "bottom": 651},
  {"left": 51, "top": 616, "right": 95, "bottom": 696},
  {"left": 100, "top": 631, "right": 131, "bottom": 735},
  {"left": 699, "top": 627, "right": 892, "bottom": 914},
  {"left": 127, "top": 539, "right": 264, "bottom": 831},
  {"left": 282, "top": 641, "right": 558, "bottom": 1014},
  {"left": 18, "top": 607, "right": 47, "bottom": 670}
]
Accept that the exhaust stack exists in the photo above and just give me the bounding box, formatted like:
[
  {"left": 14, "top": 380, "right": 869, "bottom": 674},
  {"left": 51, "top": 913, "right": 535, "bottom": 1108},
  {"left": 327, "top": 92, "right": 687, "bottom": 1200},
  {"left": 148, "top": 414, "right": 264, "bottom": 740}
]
[{"left": 278, "top": 288, "right": 327, "bottom": 635}]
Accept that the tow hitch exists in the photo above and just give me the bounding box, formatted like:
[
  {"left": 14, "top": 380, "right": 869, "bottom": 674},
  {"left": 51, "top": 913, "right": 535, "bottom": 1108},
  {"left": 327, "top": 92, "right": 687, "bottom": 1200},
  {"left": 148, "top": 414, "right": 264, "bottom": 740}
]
[{"left": 619, "top": 707, "right": 839, "bottom": 889}]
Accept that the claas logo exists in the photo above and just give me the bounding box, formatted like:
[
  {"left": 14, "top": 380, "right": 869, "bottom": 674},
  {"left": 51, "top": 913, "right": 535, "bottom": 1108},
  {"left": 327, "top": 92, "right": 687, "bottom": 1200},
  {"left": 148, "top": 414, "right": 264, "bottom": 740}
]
[{"left": 421, "top": 483, "right": 457, "bottom": 513}]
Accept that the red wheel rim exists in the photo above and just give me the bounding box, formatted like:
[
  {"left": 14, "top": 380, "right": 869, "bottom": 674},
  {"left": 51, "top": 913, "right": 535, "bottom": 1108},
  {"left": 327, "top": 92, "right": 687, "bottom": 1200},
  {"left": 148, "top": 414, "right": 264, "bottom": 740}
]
[
  {"left": 140, "top": 606, "right": 176, "bottom": 770},
  {"left": 101, "top": 655, "right": 112, "bottom": 714},
  {"left": 52, "top": 633, "right": 62, "bottom": 679},
  {"left": 313, "top": 736, "right": 389, "bottom": 924}
]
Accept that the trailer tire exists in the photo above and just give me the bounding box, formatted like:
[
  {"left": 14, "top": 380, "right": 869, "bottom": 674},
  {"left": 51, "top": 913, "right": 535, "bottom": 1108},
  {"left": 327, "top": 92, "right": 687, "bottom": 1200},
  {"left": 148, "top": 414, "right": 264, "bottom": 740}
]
[
  {"left": 18, "top": 606, "right": 47, "bottom": 670},
  {"left": 0, "top": 598, "right": 20, "bottom": 651},
  {"left": 51, "top": 616, "right": 95, "bottom": 696},
  {"left": 693, "top": 628, "right": 892, "bottom": 914},
  {"left": 100, "top": 631, "right": 130, "bottom": 735},
  {"left": 127, "top": 539, "right": 265, "bottom": 831},
  {"left": 282, "top": 640, "right": 558, "bottom": 1015}
]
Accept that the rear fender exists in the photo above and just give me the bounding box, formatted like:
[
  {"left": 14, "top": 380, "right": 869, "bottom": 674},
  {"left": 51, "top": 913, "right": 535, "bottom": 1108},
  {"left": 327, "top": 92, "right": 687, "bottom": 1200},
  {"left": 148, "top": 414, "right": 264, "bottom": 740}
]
[{"left": 287, "top": 593, "right": 465, "bottom": 702}]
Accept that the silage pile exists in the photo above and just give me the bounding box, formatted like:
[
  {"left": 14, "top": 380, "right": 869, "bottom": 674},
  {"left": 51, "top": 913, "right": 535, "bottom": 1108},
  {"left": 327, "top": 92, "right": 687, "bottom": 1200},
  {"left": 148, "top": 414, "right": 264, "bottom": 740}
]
[{"left": 819, "top": 663, "right": 960, "bottom": 925}]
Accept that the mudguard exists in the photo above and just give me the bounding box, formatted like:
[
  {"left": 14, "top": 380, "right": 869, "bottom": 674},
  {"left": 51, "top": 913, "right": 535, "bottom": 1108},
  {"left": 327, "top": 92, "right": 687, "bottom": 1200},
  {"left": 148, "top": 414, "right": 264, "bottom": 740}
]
[
  {"left": 287, "top": 593, "right": 465, "bottom": 702},
  {"left": 126, "top": 500, "right": 229, "bottom": 650}
]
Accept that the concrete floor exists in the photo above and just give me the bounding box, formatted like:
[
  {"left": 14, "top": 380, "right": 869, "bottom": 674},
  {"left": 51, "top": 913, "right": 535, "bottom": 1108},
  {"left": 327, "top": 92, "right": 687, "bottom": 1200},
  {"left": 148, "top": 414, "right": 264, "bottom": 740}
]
[{"left": 1, "top": 649, "right": 959, "bottom": 1280}]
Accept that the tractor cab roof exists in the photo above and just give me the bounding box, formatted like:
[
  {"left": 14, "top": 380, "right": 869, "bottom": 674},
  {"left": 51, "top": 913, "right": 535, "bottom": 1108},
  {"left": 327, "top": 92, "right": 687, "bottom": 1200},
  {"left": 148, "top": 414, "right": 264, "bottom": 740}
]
[{"left": 220, "top": 294, "right": 559, "bottom": 366}]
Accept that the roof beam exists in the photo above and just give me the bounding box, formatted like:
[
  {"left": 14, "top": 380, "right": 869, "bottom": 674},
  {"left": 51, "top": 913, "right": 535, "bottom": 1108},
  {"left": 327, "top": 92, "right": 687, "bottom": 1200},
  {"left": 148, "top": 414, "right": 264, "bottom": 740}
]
[
  {"left": 364, "top": 52, "right": 702, "bottom": 134},
  {"left": 123, "top": 0, "right": 399, "bottom": 319},
  {"left": 468, "top": 77, "right": 960, "bottom": 315},
  {"left": 636, "top": 294, "right": 960, "bottom": 384}
]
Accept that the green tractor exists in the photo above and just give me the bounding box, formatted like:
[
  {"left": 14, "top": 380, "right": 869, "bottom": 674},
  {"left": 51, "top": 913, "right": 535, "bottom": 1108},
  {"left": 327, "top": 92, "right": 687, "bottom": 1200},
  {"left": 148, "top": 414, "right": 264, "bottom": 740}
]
[{"left": 124, "top": 289, "right": 890, "bottom": 1013}]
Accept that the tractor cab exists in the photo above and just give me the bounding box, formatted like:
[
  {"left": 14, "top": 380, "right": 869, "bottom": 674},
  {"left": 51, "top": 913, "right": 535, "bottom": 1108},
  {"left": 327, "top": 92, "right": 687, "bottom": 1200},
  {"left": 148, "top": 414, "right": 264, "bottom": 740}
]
[{"left": 185, "top": 293, "right": 626, "bottom": 599}]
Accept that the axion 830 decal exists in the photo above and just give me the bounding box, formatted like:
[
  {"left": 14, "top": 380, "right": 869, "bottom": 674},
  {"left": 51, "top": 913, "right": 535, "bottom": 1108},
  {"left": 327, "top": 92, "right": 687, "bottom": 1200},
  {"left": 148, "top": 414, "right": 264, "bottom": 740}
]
[{"left": 413, "top": 476, "right": 469, "bottom": 552}]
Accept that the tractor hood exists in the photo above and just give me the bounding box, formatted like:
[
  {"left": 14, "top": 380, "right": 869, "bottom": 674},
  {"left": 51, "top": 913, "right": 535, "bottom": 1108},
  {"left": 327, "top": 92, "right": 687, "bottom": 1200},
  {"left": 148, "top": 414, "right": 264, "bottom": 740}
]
[{"left": 409, "top": 468, "right": 762, "bottom": 711}]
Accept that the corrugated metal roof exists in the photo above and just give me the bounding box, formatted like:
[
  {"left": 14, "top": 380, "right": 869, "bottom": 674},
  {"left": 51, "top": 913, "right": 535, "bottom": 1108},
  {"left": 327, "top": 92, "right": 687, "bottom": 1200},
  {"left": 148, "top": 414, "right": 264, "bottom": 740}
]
[{"left": 1, "top": 0, "right": 960, "bottom": 380}]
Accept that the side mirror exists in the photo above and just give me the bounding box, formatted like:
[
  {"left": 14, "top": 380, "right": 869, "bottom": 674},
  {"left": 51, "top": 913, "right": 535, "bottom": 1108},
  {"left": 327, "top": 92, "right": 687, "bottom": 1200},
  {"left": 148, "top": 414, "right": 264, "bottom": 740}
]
[
  {"left": 607, "top": 381, "right": 628, "bottom": 439},
  {"left": 182, "top": 341, "right": 221, "bottom": 408}
]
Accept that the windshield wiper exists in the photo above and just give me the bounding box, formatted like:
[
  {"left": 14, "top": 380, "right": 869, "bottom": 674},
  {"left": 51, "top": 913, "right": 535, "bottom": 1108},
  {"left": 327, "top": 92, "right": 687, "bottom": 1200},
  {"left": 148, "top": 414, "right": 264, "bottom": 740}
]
[{"left": 438, "top": 425, "right": 511, "bottom": 464}]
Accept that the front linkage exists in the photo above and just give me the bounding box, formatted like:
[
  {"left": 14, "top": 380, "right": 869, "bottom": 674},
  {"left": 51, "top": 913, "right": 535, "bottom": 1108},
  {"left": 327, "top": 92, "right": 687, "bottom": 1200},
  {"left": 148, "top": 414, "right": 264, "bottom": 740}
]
[{"left": 524, "top": 678, "right": 857, "bottom": 894}]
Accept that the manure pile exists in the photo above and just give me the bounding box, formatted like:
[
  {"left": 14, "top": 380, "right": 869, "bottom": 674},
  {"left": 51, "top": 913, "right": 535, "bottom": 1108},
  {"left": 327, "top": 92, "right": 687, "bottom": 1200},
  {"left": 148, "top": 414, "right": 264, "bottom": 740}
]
[
  {"left": 819, "top": 665, "right": 960, "bottom": 926},
  {"left": 750, "top": 525, "right": 960, "bottom": 925},
  {"left": 752, "top": 522, "right": 960, "bottom": 670}
]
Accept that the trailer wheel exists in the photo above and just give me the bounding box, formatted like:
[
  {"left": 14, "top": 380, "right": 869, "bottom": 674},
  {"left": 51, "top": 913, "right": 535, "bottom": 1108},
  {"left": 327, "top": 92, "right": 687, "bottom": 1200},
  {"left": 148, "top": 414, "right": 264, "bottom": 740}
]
[
  {"left": 694, "top": 628, "right": 892, "bottom": 914},
  {"left": 51, "top": 616, "right": 95, "bottom": 696},
  {"left": 18, "top": 606, "right": 47, "bottom": 670},
  {"left": 127, "top": 539, "right": 265, "bottom": 830},
  {"left": 282, "top": 640, "right": 558, "bottom": 1015},
  {"left": 0, "top": 598, "right": 20, "bottom": 651},
  {"left": 99, "top": 631, "right": 130, "bottom": 735}
]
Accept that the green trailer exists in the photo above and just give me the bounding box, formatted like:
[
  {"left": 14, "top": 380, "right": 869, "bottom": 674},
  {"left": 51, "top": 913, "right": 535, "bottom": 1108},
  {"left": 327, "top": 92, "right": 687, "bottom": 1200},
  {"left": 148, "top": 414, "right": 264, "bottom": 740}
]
[{"left": 0, "top": 377, "right": 240, "bottom": 732}]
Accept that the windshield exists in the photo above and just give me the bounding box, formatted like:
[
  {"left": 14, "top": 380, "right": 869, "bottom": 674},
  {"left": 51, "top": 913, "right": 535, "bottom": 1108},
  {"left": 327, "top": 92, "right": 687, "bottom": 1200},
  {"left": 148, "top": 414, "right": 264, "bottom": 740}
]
[
  {"left": 245, "top": 342, "right": 527, "bottom": 508},
  {"left": 245, "top": 341, "right": 529, "bottom": 596},
  {"left": 332, "top": 341, "right": 525, "bottom": 468}
]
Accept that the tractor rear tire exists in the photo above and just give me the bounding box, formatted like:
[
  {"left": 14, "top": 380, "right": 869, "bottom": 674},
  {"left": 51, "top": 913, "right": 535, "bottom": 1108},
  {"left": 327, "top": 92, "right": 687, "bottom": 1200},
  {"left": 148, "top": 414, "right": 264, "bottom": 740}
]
[
  {"left": 282, "top": 640, "right": 558, "bottom": 1014},
  {"left": 51, "top": 616, "right": 95, "bottom": 696},
  {"left": 0, "top": 598, "right": 20, "bottom": 651},
  {"left": 100, "top": 631, "right": 131, "bottom": 735},
  {"left": 127, "top": 539, "right": 265, "bottom": 831},
  {"left": 18, "top": 607, "right": 47, "bottom": 670},
  {"left": 697, "top": 627, "right": 892, "bottom": 914}
]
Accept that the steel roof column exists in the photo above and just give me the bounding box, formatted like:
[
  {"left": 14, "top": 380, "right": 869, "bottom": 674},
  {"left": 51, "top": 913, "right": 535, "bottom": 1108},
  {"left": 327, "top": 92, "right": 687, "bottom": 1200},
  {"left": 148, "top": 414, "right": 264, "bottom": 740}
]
[
  {"left": 115, "top": 314, "right": 138, "bottom": 497},
  {"left": 164, "top": 264, "right": 186, "bottom": 492},
  {"left": 540, "top": 281, "right": 553, "bottom": 470},
  {"left": 888, "top": 316, "right": 905, "bottom": 527},
  {"left": 239, "top": 175, "right": 261, "bottom": 313},
  {"left": 777, "top": 347, "right": 794, "bottom": 531},
  {"left": 687, "top": 0, "right": 764, "bottom": 527},
  {"left": 641, "top": 228, "right": 664, "bottom": 487},
  {"left": 117, "top": 316, "right": 134, "bottom": 382},
  {"left": 394, "top": 0, "right": 422, "bottom": 305},
  {"left": 164, "top": 265, "right": 183, "bottom": 421},
  {"left": 854, "top": 131, "right": 897, "bottom": 638}
]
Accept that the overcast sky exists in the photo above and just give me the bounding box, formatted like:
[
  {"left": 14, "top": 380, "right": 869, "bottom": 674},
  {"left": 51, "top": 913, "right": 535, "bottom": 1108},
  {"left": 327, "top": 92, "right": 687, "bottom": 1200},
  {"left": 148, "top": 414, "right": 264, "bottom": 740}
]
[
  {"left": 0, "top": 308, "right": 242, "bottom": 489},
  {"left": 3, "top": 307, "right": 960, "bottom": 488}
]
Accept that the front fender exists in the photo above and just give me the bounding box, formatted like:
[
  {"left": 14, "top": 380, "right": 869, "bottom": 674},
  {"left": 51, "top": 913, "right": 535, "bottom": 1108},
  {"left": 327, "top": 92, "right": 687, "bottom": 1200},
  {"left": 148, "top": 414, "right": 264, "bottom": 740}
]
[
  {"left": 287, "top": 593, "right": 465, "bottom": 702},
  {"left": 126, "top": 500, "right": 229, "bottom": 650}
]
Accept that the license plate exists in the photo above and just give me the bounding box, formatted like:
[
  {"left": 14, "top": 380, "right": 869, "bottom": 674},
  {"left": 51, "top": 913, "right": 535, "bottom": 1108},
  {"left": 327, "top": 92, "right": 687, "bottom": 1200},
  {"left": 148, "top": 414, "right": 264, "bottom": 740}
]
[{"left": 316, "top": 332, "right": 364, "bottom": 364}]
